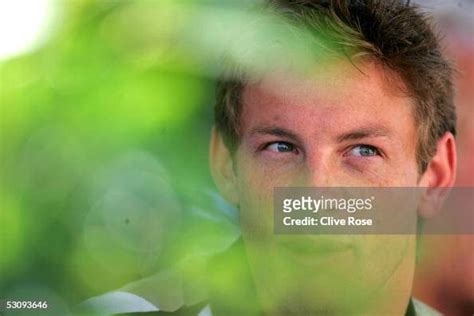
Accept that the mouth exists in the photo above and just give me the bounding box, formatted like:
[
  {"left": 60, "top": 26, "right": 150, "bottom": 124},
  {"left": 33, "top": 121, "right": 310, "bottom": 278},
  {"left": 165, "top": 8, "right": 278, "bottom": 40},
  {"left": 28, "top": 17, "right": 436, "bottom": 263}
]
[{"left": 277, "top": 236, "right": 352, "bottom": 264}]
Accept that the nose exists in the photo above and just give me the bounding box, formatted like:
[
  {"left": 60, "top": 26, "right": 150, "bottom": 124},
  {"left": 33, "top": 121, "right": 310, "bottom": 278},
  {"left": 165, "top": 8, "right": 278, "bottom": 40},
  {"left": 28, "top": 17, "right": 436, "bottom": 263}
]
[{"left": 297, "top": 152, "right": 334, "bottom": 187}]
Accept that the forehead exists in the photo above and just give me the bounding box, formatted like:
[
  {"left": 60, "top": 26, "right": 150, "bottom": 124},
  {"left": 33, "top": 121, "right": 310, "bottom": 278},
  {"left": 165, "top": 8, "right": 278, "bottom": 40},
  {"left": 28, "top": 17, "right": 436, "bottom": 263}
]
[{"left": 240, "top": 60, "right": 415, "bottom": 138}]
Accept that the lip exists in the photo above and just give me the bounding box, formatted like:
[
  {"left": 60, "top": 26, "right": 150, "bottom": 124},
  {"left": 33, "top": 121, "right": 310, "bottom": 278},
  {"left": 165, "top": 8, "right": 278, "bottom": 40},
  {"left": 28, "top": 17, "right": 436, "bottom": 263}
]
[{"left": 277, "top": 236, "right": 352, "bottom": 263}]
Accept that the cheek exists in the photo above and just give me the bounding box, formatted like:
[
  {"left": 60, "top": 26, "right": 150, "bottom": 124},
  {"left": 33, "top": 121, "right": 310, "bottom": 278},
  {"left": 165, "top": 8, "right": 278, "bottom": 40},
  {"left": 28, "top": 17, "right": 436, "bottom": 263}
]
[
  {"left": 236, "top": 169, "right": 273, "bottom": 218},
  {"left": 235, "top": 151, "right": 279, "bottom": 196},
  {"left": 354, "top": 235, "right": 416, "bottom": 291},
  {"left": 346, "top": 150, "right": 420, "bottom": 186},
  {"left": 234, "top": 155, "right": 276, "bottom": 238},
  {"left": 385, "top": 157, "right": 420, "bottom": 186}
]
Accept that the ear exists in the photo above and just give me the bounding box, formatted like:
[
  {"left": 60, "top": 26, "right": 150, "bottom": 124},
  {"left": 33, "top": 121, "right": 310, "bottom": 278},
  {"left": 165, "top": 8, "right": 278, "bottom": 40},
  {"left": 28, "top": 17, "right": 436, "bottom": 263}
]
[
  {"left": 418, "top": 132, "right": 457, "bottom": 218},
  {"left": 209, "top": 127, "right": 239, "bottom": 205}
]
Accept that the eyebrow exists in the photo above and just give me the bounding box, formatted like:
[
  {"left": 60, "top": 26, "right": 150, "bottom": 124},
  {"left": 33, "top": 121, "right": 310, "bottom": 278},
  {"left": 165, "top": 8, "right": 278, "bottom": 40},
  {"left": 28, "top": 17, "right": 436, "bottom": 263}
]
[
  {"left": 249, "top": 126, "right": 303, "bottom": 144},
  {"left": 336, "top": 127, "right": 392, "bottom": 143},
  {"left": 249, "top": 125, "right": 391, "bottom": 145}
]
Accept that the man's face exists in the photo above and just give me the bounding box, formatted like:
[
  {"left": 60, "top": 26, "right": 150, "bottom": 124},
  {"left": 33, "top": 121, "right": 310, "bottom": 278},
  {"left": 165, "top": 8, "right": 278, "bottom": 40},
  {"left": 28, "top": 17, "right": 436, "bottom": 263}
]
[{"left": 232, "top": 60, "right": 419, "bottom": 314}]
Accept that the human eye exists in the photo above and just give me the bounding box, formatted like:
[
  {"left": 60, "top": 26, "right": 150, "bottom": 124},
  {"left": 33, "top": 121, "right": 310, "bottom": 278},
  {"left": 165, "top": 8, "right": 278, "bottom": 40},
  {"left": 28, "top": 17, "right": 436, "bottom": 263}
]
[
  {"left": 346, "top": 144, "right": 381, "bottom": 157},
  {"left": 264, "top": 141, "right": 298, "bottom": 154}
]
